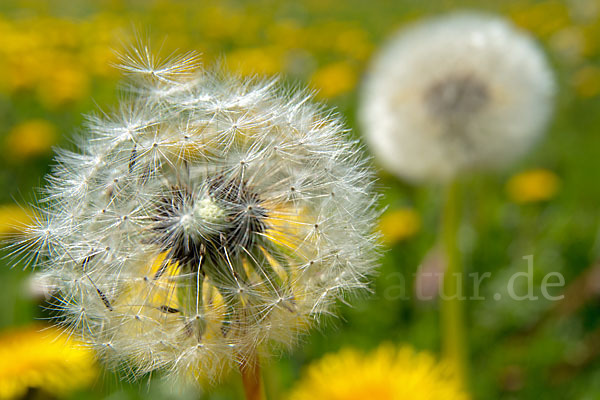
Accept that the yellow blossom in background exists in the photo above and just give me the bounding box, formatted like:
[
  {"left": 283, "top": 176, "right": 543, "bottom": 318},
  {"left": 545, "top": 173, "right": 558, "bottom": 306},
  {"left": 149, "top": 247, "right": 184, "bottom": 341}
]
[
  {"left": 506, "top": 168, "right": 560, "bottom": 204},
  {"left": 4, "top": 120, "right": 58, "bottom": 160},
  {"left": 378, "top": 208, "right": 421, "bottom": 244},
  {"left": 310, "top": 61, "right": 357, "bottom": 98},
  {"left": 509, "top": 1, "right": 571, "bottom": 38},
  {"left": 334, "top": 28, "right": 373, "bottom": 61},
  {"left": 199, "top": 5, "right": 250, "bottom": 42},
  {"left": 288, "top": 345, "right": 468, "bottom": 400},
  {"left": 2, "top": 57, "right": 40, "bottom": 93},
  {"left": 0, "top": 14, "right": 121, "bottom": 105},
  {"left": 580, "top": 23, "right": 600, "bottom": 58},
  {"left": 549, "top": 26, "right": 587, "bottom": 64},
  {"left": 267, "top": 20, "right": 306, "bottom": 49},
  {"left": 0, "top": 205, "right": 32, "bottom": 234},
  {"left": 38, "top": 62, "right": 90, "bottom": 107},
  {"left": 227, "top": 46, "right": 284, "bottom": 76},
  {"left": 83, "top": 44, "right": 120, "bottom": 78},
  {"left": 572, "top": 65, "right": 600, "bottom": 98},
  {"left": 0, "top": 325, "right": 98, "bottom": 400}
]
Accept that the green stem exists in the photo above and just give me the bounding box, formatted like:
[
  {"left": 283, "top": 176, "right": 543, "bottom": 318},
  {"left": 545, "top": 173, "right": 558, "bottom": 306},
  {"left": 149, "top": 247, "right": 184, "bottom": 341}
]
[{"left": 441, "top": 179, "right": 469, "bottom": 389}]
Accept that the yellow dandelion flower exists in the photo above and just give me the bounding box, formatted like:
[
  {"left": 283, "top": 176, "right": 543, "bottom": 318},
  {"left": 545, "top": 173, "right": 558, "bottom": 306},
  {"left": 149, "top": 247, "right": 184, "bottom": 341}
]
[
  {"left": 0, "top": 205, "right": 33, "bottom": 234},
  {"left": 0, "top": 325, "right": 98, "bottom": 400},
  {"left": 200, "top": 5, "right": 246, "bottom": 41},
  {"left": 38, "top": 62, "right": 89, "bottom": 107},
  {"left": 334, "top": 28, "right": 373, "bottom": 61},
  {"left": 268, "top": 20, "right": 306, "bottom": 49},
  {"left": 549, "top": 26, "right": 586, "bottom": 64},
  {"left": 572, "top": 65, "right": 600, "bottom": 98},
  {"left": 378, "top": 208, "right": 421, "bottom": 245},
  {"left": 4, "top": 120, "right": 58, "bottom": 160},
  {"left": 227, "top": 46, "right": 284, "bottom": 76},
  {"left": 3, "top": 56, "right": 41, "bottom": 93},
  {"left": 310, "top": 61, "right": 357, "bottom": 99},
  {"left": 83, "top": 45, "right": 120, "bottom": 78},
  {"left": 0, "top": 14, "right": 122, "bottom": 99},
  {"left": 581, "top": 24, "right": 600, "bottom": 58},
  {"left": 506, "top": 168, "right": 560, "bottom": 204},
  {"left": 288, "top": 345, "right": 468, "bottom": 400},
  {"left": 509, "top": 1, "right": 570, "bottom": 38}
]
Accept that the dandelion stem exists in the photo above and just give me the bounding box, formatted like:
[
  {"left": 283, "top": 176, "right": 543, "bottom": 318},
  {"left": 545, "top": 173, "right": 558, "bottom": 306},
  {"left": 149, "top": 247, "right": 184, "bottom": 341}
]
[
  {"left": 240, "top": 352, "right": 266, "bottom": 400},
  {"left": 440, "top": 179, "right": 469, "bottom": 390}
]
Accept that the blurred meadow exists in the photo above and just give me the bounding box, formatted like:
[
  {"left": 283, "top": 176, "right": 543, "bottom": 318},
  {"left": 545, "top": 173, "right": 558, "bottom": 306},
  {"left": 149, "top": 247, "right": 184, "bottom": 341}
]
[{"left": 0, "top": 0, "right": 599, "bottom": 399}]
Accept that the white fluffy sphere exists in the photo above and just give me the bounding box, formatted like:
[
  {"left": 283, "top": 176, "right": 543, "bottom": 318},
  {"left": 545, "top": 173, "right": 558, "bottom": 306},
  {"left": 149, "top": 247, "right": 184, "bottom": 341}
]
[
  {"left": 16, "top": 48, "right": 379, "bottom": 383},
  {"left": 360, "top": 12, "right": 555, "bottom": 182}
]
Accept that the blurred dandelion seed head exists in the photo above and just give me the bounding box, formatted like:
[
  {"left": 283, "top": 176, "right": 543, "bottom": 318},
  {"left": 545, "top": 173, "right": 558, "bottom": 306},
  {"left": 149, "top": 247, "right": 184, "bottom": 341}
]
[
  {"left": 360, "top": 12, "right": 555, "bottom": 182},
  {"left": 13, "top": 45, "right": 379, "bottom": 384},
  {"left": 424, "top": 73, "right": 489, "bottom": 121}
]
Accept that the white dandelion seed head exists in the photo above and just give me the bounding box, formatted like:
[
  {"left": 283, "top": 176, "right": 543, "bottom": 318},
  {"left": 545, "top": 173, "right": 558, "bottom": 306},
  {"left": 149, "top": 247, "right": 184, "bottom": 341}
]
[
  {"left": 360, "top": 12, "right": 556, "bottom": 182},
  {"left": 14, "top": 46, "right": 379, "bottom": 383}
]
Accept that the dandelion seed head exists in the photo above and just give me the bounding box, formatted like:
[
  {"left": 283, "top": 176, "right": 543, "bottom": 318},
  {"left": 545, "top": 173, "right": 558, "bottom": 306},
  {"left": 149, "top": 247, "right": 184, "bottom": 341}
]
[
  {"left": 360, "top": 12, "right": 555, "bottom": 182},
  {"left": 14, "top": 46, "right": 379, "bottom": 384}
]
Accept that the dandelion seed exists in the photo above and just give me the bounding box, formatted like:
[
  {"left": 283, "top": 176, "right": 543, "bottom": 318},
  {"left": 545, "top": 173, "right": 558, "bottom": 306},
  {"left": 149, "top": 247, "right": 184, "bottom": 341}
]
[
  {"left": 360, "top": 12, "right": 555, "bottom": 182},
  {"left": 13, "top": 46, "right": 379, "bottom": 387}
]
